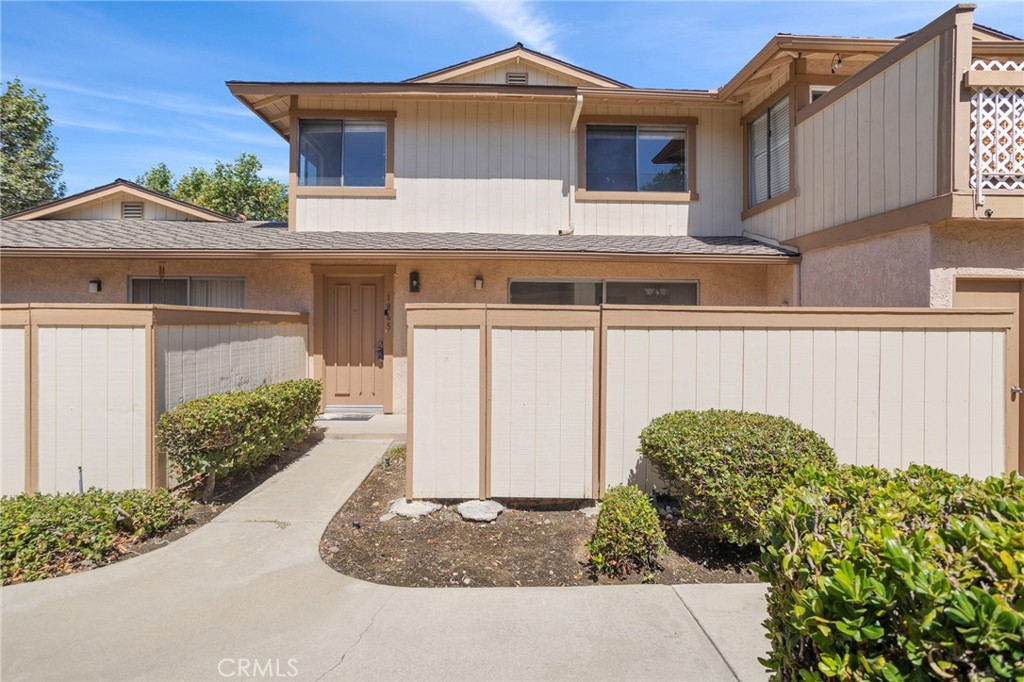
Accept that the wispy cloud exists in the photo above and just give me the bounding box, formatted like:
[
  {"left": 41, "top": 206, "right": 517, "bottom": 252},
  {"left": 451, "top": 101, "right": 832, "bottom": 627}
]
[
  {"left": 23, "top": 76, "right": 249, "bottom": 119},
  {"left": 51, "top": 116, "right": 128, "bottom": 133},
  {"left": 466, "top": 1, "right": 562, "bottom": 57}
]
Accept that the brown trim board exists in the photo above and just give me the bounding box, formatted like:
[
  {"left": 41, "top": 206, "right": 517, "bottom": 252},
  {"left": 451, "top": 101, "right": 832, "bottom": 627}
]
[{"left": 783, "top": 194, "right": 954, "bottom": 252}]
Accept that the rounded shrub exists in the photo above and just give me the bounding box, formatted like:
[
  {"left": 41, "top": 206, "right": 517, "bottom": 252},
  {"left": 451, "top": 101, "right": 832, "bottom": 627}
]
[
  {"left": 757, "top": 464, "right": 1024, "bottom": 680},
  {"left": 158, "top": 379, "right": 323, "bottom": 496},
  {"left": 586, "top": 484, "right": 667, "bottom": 579},
  {"left": 639, "top": 409, "right": 837, "bottom": 545}
]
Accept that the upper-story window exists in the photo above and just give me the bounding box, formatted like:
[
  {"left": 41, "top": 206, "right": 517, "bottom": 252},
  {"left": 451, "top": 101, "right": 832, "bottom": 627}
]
[
  {"left": 298, "top": 119, "right": 387, "bottom": 187},
  {"left": 747, "top": 95, "right": 790, "bottom": 207},
  {"left": 585, "top": 124, "right": 687, "bottom": 193}
]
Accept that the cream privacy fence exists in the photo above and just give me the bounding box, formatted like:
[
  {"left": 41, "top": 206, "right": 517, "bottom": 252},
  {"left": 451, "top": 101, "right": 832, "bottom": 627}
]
[
  {"left": 407, "top": 304, "right": 1016, "bottom": 500},
  {"left": 0, "top": 305, "right": 309, "bottom": 496}
]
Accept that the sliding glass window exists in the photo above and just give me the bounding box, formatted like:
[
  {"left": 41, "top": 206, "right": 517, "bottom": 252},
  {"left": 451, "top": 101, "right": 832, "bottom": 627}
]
[
  {"left": 586, "top": 125, "right": 687, "bottom": 193},
  {"left": 299, "top": 119, "right": 386, "bottom": 187},
  {"left": 508, "top": 280, "right": 698, "bottom": 306}
]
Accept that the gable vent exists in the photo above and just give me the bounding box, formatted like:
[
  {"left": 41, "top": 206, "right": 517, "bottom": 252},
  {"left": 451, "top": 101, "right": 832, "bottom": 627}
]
[
  {"left": 121, "top": 202, "right": 143, "bottom": 219},
  {"left": 505, "top": 72, "right": 528, "bottom": 85}
]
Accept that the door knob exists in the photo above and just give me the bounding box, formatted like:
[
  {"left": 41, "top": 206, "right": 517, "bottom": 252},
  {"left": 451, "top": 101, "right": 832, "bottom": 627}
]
[{"left": 1012, "top": 385, "right": 1023, "bottom": 396}]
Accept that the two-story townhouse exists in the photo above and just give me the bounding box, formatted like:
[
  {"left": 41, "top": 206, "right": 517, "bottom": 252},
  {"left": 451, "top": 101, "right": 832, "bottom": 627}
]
[{"left": 2, "top": 4, "right": 1020, "bottom": 423}]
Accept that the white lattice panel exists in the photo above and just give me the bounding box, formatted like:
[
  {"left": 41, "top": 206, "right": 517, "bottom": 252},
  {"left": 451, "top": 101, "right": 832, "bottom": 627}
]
[{"left": 970, "top": 60, "right": 1024, "bottom": 191}]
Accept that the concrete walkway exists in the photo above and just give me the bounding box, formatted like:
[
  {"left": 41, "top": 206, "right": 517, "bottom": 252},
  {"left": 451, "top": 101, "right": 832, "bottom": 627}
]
[{"left": 1, "top": 439, "right": 769, "bottom": 682}]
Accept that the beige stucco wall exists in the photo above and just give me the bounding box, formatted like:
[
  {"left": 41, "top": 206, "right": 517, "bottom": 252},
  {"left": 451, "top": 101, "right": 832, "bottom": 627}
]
[
  {"left": 0, "top": 258, "right": 314, "bottom": 312},
  {"left": 929, "top": 221, "right": 1024, "bottom": 307},
  {"left": 799, "top": 226, "right": 933, "bottom": 307},
  {"left": 2, "top": 255, "right": 791, "bottom": 413}
]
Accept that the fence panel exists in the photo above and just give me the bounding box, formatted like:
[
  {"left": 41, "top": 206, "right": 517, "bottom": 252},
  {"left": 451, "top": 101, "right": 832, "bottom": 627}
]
[
  {"left": 408, "top": 308, "right": 484, "bottom": 499},
  {"left": 0, "top": 305, "right": 309, "bottom": 495},
  {"left": 488, "top": 309, "right": 598, "bottom": 499},
  {"left": 408, "top": 305, "right": 1014, "bottom": 501},
  {"left": 603, "top": 307, "right": 1011, "bottom": 492},
  {"left": 156, "top": 321, "right": 308, "bottom": 412},
  {"left": 1, "top": 318, "right": 28, "bottom": 495}
]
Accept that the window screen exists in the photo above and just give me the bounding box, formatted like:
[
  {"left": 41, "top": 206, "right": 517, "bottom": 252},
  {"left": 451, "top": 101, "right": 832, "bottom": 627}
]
[
  {"left": 299, "top": 119, "right": 386, "bottom": 187},
  {"left": 130, "top": 278, "right": 188, "bottom": 305},
  {"left": 509, "top": 280, "right": 698, "bottom": 306},
  {"left": 130, "top": 277, "right": 245, "bottom": 308},
  {"left": 508, "top": 281, "right": 602, "bottom": 305},
  {"left": 604, "top": 281, "right": 698, "bottom": 306},
  {"left": 189, "top": 278, "right": 246, "bottom": 308},
  {"left": 586, "top": 124, "right": 687, "bottom": 193},
  {"left": 748, "top": 95, "right": 790, "bottom": 206}
]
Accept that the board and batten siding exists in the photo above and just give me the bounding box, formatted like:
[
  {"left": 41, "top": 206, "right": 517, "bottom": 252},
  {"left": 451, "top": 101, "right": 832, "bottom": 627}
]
[
  {"left": 35, "top": 326, "right": 149, "bottom": 493},
  {"left": 446, "top": 63, "right": 584, "bottom": 87},
  {"left": 410, "top": 326, "right": 481, "bottom": 499},
  {"left": 490, "top": 327, "right": 594, "bottom": 498},
  {"left": 743, "top": 37, "right": 941, "bottom": 242},
  {"left": 293, "top": 98, "right": 742, "bottom": 236},
  {"left": 605, "top": 324, "right": 1007, "bottom": 491},
  {"left": 51, "top": 196, "right": 197, "bottom": 221},
  {"left": 1, "top": 325, "right": 28, "bottom": 495},
  {"left": 155, "top": 323, "right": 308, "bottom": 413}
]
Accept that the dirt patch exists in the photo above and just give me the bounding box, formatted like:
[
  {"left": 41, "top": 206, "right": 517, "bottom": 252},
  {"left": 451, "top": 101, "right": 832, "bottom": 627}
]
[
  {"left": 110, "top": 429, "right": 326, "bottom": 563},
  {"left": 320, "top": 454, "right": 760, "bottom": 587}
]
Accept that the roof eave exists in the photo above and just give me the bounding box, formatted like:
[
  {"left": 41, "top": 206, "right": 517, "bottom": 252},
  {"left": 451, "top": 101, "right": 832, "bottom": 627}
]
[{"left": 0, "top": 247, "right": 800, "bottom": 264}]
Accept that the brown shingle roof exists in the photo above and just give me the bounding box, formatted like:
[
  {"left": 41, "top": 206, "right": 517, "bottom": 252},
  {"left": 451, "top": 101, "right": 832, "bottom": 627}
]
[{"left": 0, "top": 219, "right": 797, "bottom": 257}]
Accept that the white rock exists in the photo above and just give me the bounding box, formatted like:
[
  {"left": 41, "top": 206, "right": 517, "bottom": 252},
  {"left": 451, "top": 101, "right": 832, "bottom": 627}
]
[
  {"left": 383, "top": 498, "right": 441, "bottom": 519},
  {"left": 457, "top": 499, "right": 506, "bottom": 522},
  {"left": 579, "top": 504, "right": 601, "bottom": 518}
]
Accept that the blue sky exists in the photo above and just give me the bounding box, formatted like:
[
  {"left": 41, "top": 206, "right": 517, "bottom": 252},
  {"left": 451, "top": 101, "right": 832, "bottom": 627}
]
[{"left": 2, "top": 1, "right": 1021, "bottom": 194}]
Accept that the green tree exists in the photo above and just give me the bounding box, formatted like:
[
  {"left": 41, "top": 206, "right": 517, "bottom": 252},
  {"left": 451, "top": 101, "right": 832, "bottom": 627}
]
[
  {"left": 135, "top": 162, "right": 173, "bottom": 195},
  {"left": 1, "top": 79, "right": 65, "bottom": 214},
  {"left": 174, "top": 153, "right": 286, "bottom": 221}
]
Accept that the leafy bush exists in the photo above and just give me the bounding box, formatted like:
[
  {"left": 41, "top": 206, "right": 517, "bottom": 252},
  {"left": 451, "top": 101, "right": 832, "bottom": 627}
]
[
  {"left": 757, "top": 464, "right": 1024, "bottom": 681},
  {"left": 639, "top": 410, "right": 837, "bottom": 545},
  {"left": 0, "top": 488, "right": 189, "bottom": 584},
  {"left": 158, "top": 379, "right": 322, "bottom": 494},
  {"left": 587, "top": 484, "right": 667, "bottom": 579}
]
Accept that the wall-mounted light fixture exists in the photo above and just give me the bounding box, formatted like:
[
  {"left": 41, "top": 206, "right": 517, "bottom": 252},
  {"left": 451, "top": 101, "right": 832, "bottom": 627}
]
[
  {"left": 409, "top": 271, "right": 421, "bottom": 293},
  {"left": 88, "top": 280, "right": 102, "bottom": 293},
  {"left": 830, "top": 53, "right": 843, "bottom": 74},
  {"left": 474, "top": 275, "right": 484, "bottom": 290}
]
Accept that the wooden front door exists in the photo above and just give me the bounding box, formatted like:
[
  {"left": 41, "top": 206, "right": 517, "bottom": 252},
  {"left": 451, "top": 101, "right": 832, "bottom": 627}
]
[
  {"left": 324, "top": 276, "right": 386, "bottom": 406},
  {"left": 955, "top": 278, "right": 1023, "bottom": 473}
]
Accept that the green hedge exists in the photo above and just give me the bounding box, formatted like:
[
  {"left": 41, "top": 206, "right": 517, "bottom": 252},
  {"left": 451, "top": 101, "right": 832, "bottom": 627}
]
[
  {"left": 587, "top": 484, "right": 667, "bottom": 579},
  {"left": 757, "top": 464, "right": 1024, "bottom": 681},
  {"left": 639, "top": 410, "right": 837, "bottom": 545},
  {"left": 1, "top": 488, "right": 189, "bottom": 584},
  {"left": 158, "top": 379, "right": 322, "bottom": 490}
]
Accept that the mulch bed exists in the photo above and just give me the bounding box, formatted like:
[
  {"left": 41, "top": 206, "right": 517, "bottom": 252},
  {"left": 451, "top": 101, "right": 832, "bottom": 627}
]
[
  {"left": 112, "top": 429, "right": 326, "bottom": 562},
  {"left": 320, "top": 453, "right": 761, "bottom": 587}
]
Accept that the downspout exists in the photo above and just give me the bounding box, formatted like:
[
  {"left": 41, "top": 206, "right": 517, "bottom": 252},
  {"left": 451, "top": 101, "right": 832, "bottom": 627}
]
[{"left": 561, "top": 94, "right": 584, "bottom": 236}]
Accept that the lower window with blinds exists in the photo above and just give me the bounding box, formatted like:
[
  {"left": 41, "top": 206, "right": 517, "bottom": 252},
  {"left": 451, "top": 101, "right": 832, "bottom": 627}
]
[
  {"left": 129, "top": 276, "right": 246, "bottom": 308},
  {"left": 509, "top": 279, "right": 698, "bottom": 306}
]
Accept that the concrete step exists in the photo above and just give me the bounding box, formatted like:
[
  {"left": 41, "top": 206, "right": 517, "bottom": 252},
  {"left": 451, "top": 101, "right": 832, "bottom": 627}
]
[{"left": 316, "top": 414, "right": 406, "bottom": 442}]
